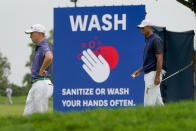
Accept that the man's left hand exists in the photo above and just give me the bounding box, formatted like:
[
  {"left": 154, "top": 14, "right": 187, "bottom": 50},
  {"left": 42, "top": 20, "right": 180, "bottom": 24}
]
[
  {"left": 154, "top": 76, "right": 160, "bottom": 85},
  {"left": 39, "top": 69, "right": 48, "bottom": 76}
]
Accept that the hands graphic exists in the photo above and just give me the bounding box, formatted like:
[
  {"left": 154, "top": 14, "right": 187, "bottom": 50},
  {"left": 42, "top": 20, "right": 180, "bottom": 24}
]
[{"left": 81, "top": 48, "right": 110, "bottom": 83}]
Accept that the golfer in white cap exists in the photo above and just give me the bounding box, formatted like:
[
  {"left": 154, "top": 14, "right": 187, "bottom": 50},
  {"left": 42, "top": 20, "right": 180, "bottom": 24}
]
[
  {"left": 131, "top": 20, "right": 164, "bottom": 107},
  {"left": 23, "top": 24, "right": 53, "bottom": 115}
]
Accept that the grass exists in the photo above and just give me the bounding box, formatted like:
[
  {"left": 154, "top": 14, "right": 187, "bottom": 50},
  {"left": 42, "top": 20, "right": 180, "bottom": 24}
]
[
  {"left": 0, "top": 98, "right": 196, "bottom": 131},
  {"left": 0, "top": 96, "right": 53, "bottom": 116}
]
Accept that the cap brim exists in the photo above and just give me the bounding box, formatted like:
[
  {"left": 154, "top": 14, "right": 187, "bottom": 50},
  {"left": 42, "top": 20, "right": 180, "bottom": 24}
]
[
  {"left": 137, "top": 25, "right": 145, "bottom": 28},
  {"left": 137, "top": 24, "right": 153, "bottom": 28},
  {"left": 25, "top": 29, "right": 33, "bottom": 34}
]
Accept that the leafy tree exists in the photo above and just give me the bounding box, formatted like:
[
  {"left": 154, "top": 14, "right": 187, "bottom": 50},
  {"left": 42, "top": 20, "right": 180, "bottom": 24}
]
[
  {"left": 176, "top": 0, "right": 196, "bottom": 14},
  {"left": 0, "top": 51, "right": 11, "bottom": 95}
]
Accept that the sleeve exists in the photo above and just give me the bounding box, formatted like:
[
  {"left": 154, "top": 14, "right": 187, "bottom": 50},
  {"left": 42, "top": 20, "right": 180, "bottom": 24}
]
[
  {"left": 153, "top": 38, "right": 163, "bottom": 54},
  {"left": 41, "top": 45, "right": 52, "bottom": 56}
]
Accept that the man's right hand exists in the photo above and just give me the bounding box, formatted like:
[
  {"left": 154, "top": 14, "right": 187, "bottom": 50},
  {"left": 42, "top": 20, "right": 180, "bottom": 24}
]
[{"left": 131, "top": 68, "right": 143, "bottom": 78}]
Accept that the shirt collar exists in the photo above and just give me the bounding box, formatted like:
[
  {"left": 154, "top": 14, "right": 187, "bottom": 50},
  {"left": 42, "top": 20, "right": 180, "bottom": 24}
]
[
  {"left": 146, "top": 33, "right": 154, "bottom": 40},
  {"left": 35, "top": 40, "right": 47, "bottom": 51},
  {"left": 36, "top": 40, "right": 47, "bottom": 47}
]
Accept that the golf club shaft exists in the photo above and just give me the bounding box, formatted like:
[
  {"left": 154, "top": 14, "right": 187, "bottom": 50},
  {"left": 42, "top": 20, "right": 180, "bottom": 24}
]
[{"left": 161, "top": 63, "right": 192, "bottom": 82}]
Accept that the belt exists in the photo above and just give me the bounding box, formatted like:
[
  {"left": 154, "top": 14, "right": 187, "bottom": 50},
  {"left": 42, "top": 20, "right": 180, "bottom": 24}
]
[{"left": 32, "top": 78, "right": 50, "bottom": 84}]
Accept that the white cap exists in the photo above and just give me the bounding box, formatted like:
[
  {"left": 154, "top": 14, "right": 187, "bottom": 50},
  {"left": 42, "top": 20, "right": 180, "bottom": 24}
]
[
  {"left": 137, "top": 19, "right": 154, "bottom": 28},
  {"left": 25, "top": 24, "right": 46, "bottom": 34}
]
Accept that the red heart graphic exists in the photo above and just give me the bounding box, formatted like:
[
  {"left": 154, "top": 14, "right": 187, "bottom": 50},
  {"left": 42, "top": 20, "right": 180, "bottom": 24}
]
[{"left": 93, "top": 46, "right": 119, "bottom": 70}]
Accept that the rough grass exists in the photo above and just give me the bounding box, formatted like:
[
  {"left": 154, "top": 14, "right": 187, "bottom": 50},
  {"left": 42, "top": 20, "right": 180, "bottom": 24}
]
[
  {"left": 0, "top": 96, "right": 53, "bottom": 116},
  {"left": 0, "top": 99, "right": 196, "bottom": 131}
]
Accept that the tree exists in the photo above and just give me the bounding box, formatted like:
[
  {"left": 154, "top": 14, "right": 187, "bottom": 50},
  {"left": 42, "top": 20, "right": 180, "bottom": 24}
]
[
  {"left": 23, "top": 30, "right": 54, "bottom": 90},
  {"left": 0, "top": 51, "right": 11, "bottom": 95},
  {"left": 176, "top": 0, "right": 196, "bottom": 14},
  {"left": 154, "top": 0, "right": 196, "bottom": 14}
]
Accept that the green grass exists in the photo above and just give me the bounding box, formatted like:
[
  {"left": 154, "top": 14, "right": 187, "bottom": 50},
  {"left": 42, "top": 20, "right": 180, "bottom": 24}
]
[
  {"left": 0, "top": 96, "right": 53, "bottom": 116},
  {"left": 0, "top": 100, "right": 196, "bottom": 131}
]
